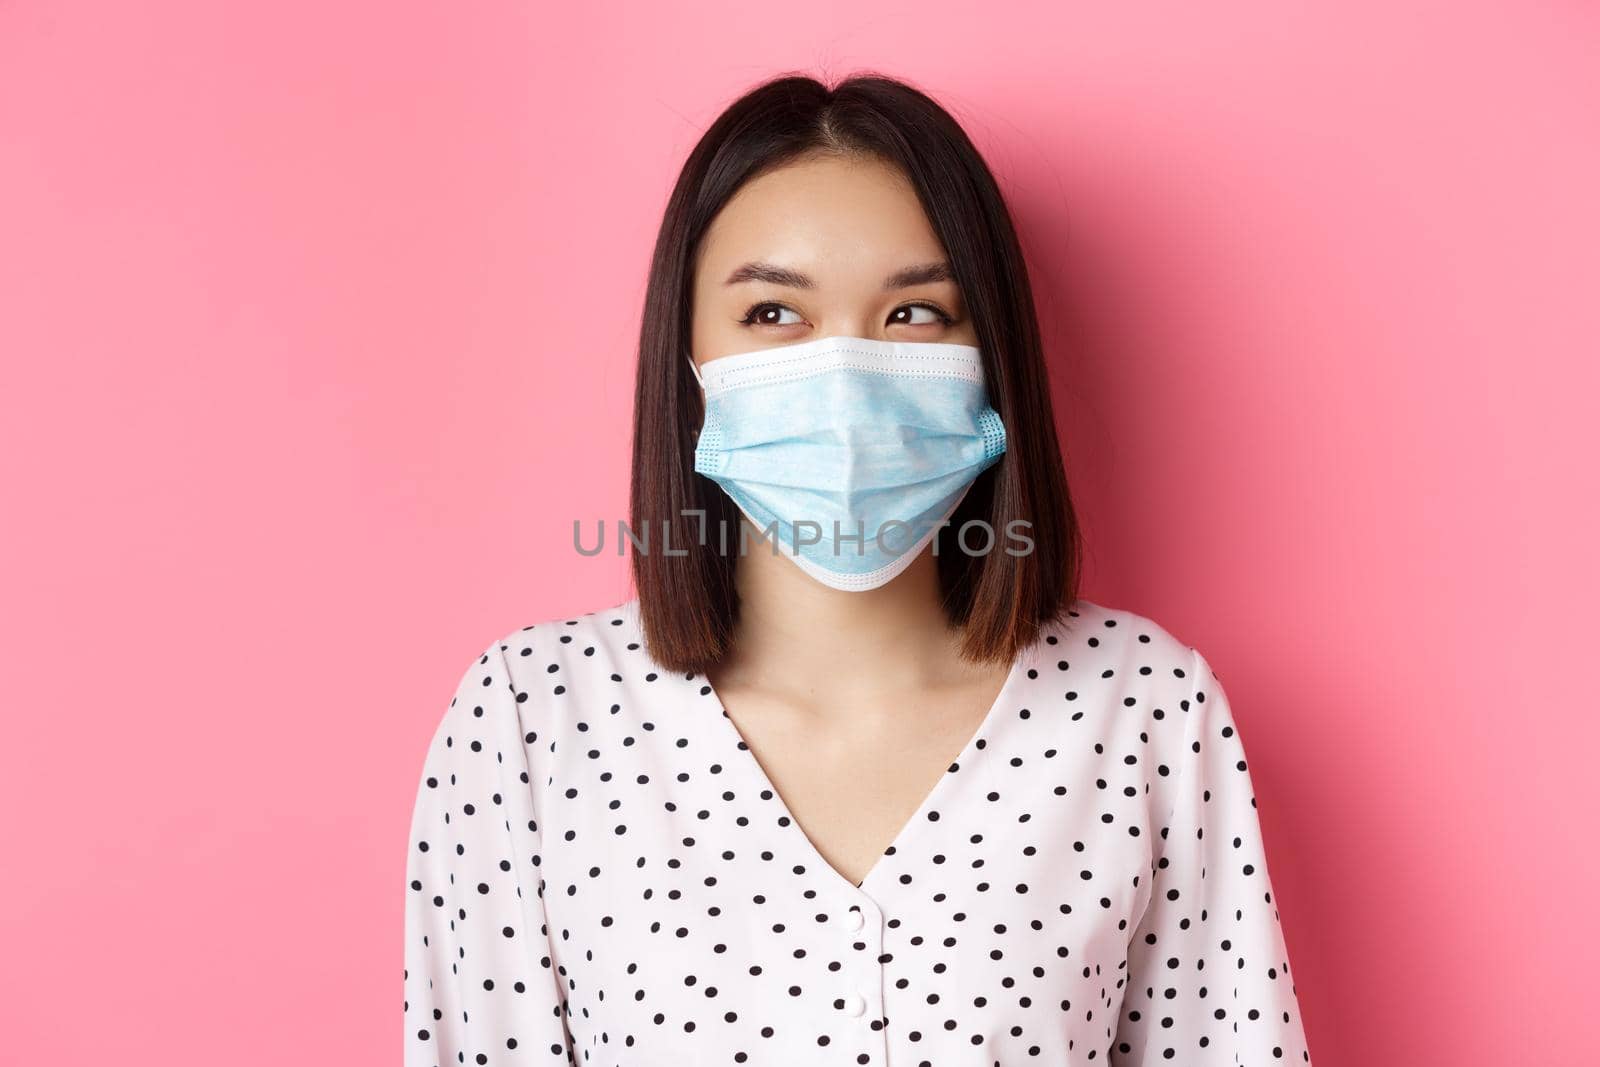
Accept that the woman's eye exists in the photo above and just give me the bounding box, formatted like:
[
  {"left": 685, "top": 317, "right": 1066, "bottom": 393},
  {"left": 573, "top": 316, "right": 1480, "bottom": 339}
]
[
  {"left": 891, "top": 302, "right": 955, "bottom": 327},
  {"left": 739, "top": 302, "right": 804, "bottom": 327}
]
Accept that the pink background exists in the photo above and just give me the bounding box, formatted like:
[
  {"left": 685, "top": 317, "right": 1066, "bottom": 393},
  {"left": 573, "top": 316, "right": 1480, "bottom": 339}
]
[{"left": 3, "top": 2, "right": 1596, "bottom": 1063}]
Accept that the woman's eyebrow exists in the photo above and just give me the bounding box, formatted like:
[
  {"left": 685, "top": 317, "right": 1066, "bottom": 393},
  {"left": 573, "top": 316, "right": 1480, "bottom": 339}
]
[
  {"left": 882, "top": 261, "right": 954, "bottom": 289},
  {"left": 723, "top": 261, "right": 954, "bottom": 290}
]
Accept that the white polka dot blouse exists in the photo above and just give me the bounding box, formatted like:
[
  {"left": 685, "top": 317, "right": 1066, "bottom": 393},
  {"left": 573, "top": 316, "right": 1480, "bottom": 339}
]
[{"left": 403, "top": 596, "right": 1313, "bottom": 1066}]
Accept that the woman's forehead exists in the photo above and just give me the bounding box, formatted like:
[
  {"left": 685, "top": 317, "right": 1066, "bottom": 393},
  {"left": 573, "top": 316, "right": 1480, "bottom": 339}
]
[{"left": 697, "top": 157, "right": 945, "bottom": 283}]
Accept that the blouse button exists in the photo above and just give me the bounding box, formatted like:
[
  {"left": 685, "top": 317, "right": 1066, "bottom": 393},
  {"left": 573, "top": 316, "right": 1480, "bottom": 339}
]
[
  {"left": 843, "top": 909, "right": 865, "bottom": 932},
  {"left": 841, "top": 993, "right": 867, "bottom": 1017}
]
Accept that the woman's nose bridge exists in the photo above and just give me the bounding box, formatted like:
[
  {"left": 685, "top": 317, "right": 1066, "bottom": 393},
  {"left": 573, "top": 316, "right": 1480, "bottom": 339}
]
[{"left": 814, "top": 312, "right": 888, "bottom": 341}]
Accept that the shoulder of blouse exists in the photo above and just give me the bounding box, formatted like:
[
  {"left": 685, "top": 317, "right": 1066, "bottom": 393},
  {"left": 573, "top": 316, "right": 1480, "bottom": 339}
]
[
  {"left": 1047, "top": 595, "right": 1219, "bottom": 824},
  {"left": 483, "top": 595, "right": 644, "bottom": 687},
  {"left": 1049, "top": 596, "right": 1206, "bottom": 680},
  {"left": 469, "top": 595, "right": 646, "bottom": 740},
  {"left": 422, "top": 599, "right": 641, "bottom": 844},
  {"left": 433, "top": 596, "right": 640, "bottom": 753}
]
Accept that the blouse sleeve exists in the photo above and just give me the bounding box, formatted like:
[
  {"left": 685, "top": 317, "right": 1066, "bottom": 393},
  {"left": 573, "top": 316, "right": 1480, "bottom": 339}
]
[
  {"left": 1111, "top": 648, "right": 1313, "bottom": 1065},
  {"left": 403, "top": 638, "right": 575, "bottom": 1066}
]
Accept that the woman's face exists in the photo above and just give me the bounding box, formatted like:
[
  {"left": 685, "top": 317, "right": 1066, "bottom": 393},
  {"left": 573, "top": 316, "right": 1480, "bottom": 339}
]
[{"left": 690, "top": 152, "right": 977, "bottom": 371}]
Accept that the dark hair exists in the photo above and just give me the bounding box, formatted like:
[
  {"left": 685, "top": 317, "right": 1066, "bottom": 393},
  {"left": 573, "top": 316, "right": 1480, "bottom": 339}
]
[{"left": 629, "top": 70, "right": 1081, "bottom": 674}]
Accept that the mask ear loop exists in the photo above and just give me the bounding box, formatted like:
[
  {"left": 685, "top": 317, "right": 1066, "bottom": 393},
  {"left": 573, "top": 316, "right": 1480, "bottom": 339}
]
[{"left": 687, "top": 358, "right": 706, "bottom": 448}]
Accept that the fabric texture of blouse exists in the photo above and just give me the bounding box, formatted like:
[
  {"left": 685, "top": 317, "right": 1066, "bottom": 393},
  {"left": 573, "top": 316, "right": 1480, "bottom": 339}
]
[{"left": 403, "top": 596, "right": 1312, "bottom": 1066}]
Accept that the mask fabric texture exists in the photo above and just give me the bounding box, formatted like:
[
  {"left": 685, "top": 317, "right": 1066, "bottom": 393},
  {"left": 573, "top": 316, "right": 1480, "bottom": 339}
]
[{"left": 689, "top": 335, "right": 1007, "bottom": 591}]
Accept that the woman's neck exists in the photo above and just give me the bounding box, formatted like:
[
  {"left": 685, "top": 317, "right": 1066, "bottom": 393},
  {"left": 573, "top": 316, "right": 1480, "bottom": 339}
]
[{"left": 710, "top": 526, "right": 981, "bottom": 710}]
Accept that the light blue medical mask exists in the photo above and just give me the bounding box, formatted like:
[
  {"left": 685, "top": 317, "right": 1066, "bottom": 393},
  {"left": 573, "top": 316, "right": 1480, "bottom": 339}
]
[{"left": 689, "top": 334, "right": 1007, "bottom": 591}]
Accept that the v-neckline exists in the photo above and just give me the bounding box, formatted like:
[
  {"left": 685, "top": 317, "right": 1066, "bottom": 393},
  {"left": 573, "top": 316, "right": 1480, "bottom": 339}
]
[{"left": 694, "top": 643, "right": 1031, "bottom": 901}]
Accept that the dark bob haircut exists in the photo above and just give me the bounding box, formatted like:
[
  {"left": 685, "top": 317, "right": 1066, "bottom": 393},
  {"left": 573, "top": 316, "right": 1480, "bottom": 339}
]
[{"left": 629, "top": 71, "right": 1081, "bottom": 674}]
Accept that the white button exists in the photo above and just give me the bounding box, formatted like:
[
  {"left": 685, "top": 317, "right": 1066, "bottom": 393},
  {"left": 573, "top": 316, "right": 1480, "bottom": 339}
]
[
  {"left": 844, "top": 909, "right": 865, "bottom": 931},
  {"left": 841, "top": 993, "right": 867, "bottom": 1017}
]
